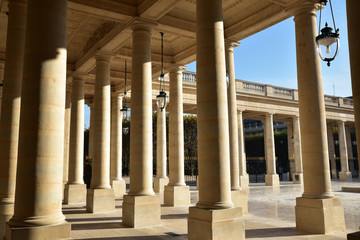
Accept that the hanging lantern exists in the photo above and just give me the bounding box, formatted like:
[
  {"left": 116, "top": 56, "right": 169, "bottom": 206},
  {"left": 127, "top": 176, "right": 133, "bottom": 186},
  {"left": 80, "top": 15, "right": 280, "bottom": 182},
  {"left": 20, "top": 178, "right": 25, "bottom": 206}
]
[
  {"left": 120, "top": 61, "right": 130, "bottom": 135},
  {"left": 156, "top": 32, "right": 168, "bottom": 111},
  {"left": 315, "top": 0, "right": 339, "bottom": 67}
]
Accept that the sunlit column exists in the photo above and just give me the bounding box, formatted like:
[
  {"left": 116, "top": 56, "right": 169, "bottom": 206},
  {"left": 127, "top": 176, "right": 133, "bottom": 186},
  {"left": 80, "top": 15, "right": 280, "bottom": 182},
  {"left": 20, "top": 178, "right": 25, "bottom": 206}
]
[
  {"left": 188, "top": 0, "right": 244, "bottom": 239},
  {"left": 0, "top": 0, "right": 26, "bottom": 238},
  {"left": 338, "top": 120, "right": 352, "bottom": 181},
  {"left": 238, "top": 110, "right": 249, "bottom": 189},
  {"left": 86, "top": 51, "right": 115, "bottom": 213},
  {"left": 164, "top": 64, "right": 190, "bottom": 206},
  {"left": 110, "top": 93, "right": 126, "bottom": 198},
  {"left": 64, "top": 73, "right": 87, "bottom": 204},
  {"left": 264, "top": 113, "right": 279, "bottom": 186},
  {"left": 291, "top": 2, "right": 345, "bottom": 233},
  {"left": 89, "top": 101, "right": 94, "bottom": 159},
  {"left": 327, "top": 123, "right": 337, "bottom": 179},
  {"left": 122, "top": 19, "right": 160, "bottom": 228},
  {"left": 345, "top": 125, "right": 354, "bottom": 175},
  {"left": 5, "top": 1, "right": 71, "bottom": 238},
  {"left": 62, "top": 88, "right": 71, "bottom": 198},
  {"left": 293, "top": 116, "right": 303, "bottom": 184}
]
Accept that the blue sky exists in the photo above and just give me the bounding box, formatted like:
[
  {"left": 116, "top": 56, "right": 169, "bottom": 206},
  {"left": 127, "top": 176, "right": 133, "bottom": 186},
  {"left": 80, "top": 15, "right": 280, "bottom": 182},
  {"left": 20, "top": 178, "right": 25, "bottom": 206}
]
[{"left": 85, "top": 0, "right": 352, "bottom": 128}]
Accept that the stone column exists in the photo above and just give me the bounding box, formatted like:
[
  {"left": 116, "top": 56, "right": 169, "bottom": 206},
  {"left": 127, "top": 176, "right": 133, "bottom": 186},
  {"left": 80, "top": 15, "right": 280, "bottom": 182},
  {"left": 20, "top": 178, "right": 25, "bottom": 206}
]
[
  {"left": 89, "top": 101, "right": 94, "bottom": 159},
  {"left": 238, "top": 110, "right": 249, "bottom": 189},
  {"left": 0, "top": 61, "right": 4, "bottom": 119},
  {"left": 327, "top": 123, "right": 337, "bottom": 179},
  {"left": 338, "top": 120, "right": 352, "bottom": 181},
  {"left": 110, "top": 93, "right": 126, "bottom": 198},
  {"left": 122, "top": 19, "right": 160, "bottom": 228},
  {"left": 286, "top": 120, "right": 295, "bottom": 181},
  {"left": 292, "top": 116, "right": 303, "bottom": 184},
  {"left": 188, "top": 0, "right": 244, "bottom": 239},
  {"left": 64, "top": 73, "right": 87, "bottom": 204},
  {"left": 86, "top": 51, "right": 115, "bottom": 213},
  {"left": 5, "top": 0, "right": 71, "bottom": 238},
  {"left": 0, "top": 0, "right": 26, "bottom": 238},
  {"left": 63, "top": 89, "right": 71, "bottom": 198},
  {"left": 164, "top": 64, "right": 190, "bottom": 206},
  {"left": 154, "top": 108, "right": 169, "bottom": 197},
  {"left": 346, "top": 125, "right": 355, "bottom": 175},
  {"left": 291, "top": 2, "right": 345, "bottom": 233},
  {"left": 347, "top": 0, "right": 360, "bottom": 178},
  {"left": 225, "top": 41, "right": 247, "bottom": 214},
  {"left": 264, "top": 113, "right": 279, "bottom": 186}
]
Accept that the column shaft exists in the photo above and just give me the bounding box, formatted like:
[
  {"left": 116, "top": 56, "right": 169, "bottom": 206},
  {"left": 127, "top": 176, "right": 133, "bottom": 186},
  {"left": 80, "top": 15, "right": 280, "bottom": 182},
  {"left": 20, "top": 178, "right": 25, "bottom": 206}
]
[
  {"left": 128, "top": 21, "right": 155, "bottom": 196},
  {"left": 168, "top": 66, "right": 186, "bottom": 186},
  {"left": 238, "top": 111, "right": 248, "bottom": 184},
  {"left": 294, "top": 6, "right": 332, "bottom": 198},
  {"left": 89, "top": 103, "right": 94, "bottom": 158},
  {"left": 68, "top": 77, "right": 85, "bottom": 184},
  {"left": 195, "top": 0, "right": 232, "bottom": 209},
  {"left": 327, "top": 124, "right": 337, "bottom": 179},
  {"left": 338, "top": 121, "right": 351, "bottom": 181},
  {"left": 110, "top": 94, "right": 123, "bottom": 181},
  {"left": 63, "top": 90, "right": 71, "bottom": 188},
  {"left": 157, "top": 109, "right": 167, "bottom": 179},
  {"left": 0, "top": 0, "right": 26, "bottom": 237},
  {"left": 347, "top": 0, "right": 360, "bottom": 172},
  {"left": 345, "top": 125, "right": 354, "bottom": 159},
  {"left": 293, "top": 116, "right": 303, "bottom": 184},
  {"left": 91, "top": 53, "right": 112, "bottom": 189},
  {"left": 225, "top": 41, "right": 240, "bottom": 190},
  {"left": 7, "top": 0, "right": 71, "bottom": 237},
  {"left": 265, "top": 114, "right": 276, "bottom": 174}
]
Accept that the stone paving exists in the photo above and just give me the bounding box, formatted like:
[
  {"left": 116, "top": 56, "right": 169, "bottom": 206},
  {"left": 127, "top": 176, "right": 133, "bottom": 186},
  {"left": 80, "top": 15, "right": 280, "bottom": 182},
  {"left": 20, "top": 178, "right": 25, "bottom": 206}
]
[{"left": 64, "top": 179, "right": 360, "bottom": 239}]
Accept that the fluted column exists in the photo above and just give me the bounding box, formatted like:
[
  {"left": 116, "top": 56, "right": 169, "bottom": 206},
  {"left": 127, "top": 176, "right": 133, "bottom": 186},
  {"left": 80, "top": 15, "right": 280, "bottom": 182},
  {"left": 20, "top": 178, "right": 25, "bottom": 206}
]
[
  {"left": 86, "top": 51, "right": 115, "bottom": 213},
  {"left": 122, "top": 19, "right": 160, "bottom": 228},
  {"left": 64, "top": 73, "right": 87, "bottom": 204},
  {"left": 293, "top": 116, "right": 303, "bottom": 184},
  {"left": 338, "top": 120, "right": 351, "bottom": 181},
  {"left": 264, "top": 113, "right": 279, "bottom": 186},
  {"left": 188, "top": 0, "right": 244, "bottom": 239},
  {"left": 154, "top": 108, "right": 168, "bottom": 196},
  {"left": 5, "top": 0, "right": 71, "bottom": 238},
  {"left": 110, "top": 93, "right": 126, "bottom": 198},
  {"left": 291, "top": 2, "right": 345, "bottom": 233},
  {"left": 238, "top": 110, "right": 249, "bottom": 189},
  {"left": 63, "top": 89, "right": 71, "bottom": 198},
  {"left": 164, "top": 64, "right": 190, "bottom": 206},
  {"left": 327, "top": 123, "right": 337, "bottom": 179},
  {"left": 347, "top": 0, "right": 360, "bottom": 176},
  {"left": 0, "top": 0, "right": 26, "bottom": 238}
]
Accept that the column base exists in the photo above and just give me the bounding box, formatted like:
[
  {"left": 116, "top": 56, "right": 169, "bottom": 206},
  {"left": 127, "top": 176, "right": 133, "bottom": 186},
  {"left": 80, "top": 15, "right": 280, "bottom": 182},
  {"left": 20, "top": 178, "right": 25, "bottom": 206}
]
[
  {"left": 112, "top": 179, "right": 126, "bottom": 198},
  {"left": 154, "top": 177, "right": 169, "bottom": 194},
  {"left": 231, "top": 189, "right": 248, "bottom": 215},
  {"left": 348, "top": 231, "right": 360, "bottom": 240},
  {"left": 86, "top": 188, "right": 115, "bottom": 213},
  {"left": 5, "top": 221, "right": 71, "bottom": 240},
  {"left": 239, "top": 175, "right": 249, "bottom": 189},
  {"left": 339, "top": 171, "right": 352, "bottom": 182},
  {"left": 64, "top": 183, "right": 87, "bottom": 205},
  {"left": 0, "top": 202, "right": 14, "bottom": 239},
  {"left": 122, "top": 195, "right": 160, "bottom": 228},
  {"left": 265, "top": 174, "right": 280, "bottom": 187},
  {"left": 164, "top": 185, "right": 190, "bottom": 206},
  {"left": 188, "top": 207, "right": 244, "bottom": 240},
  {"left": 292, "top": 173, "right": 303, "bottom": 184},
  {"left": 295, "top": 197, "right": 346, "bottom": 234}
]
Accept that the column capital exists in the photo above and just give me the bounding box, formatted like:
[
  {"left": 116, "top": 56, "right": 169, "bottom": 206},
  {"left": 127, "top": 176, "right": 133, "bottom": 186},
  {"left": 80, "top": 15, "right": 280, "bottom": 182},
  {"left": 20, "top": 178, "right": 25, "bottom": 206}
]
[
  {"left": 130, "top": 17, "right": 157, "bottom": 32},
  {"left": 70, "top": 71, "right": 88, "bottom": 81},
  {"left": 286, "top": 1, "right": 320, "bottom": 18},
  {"left": 225, "top": 40, "right": 240, "bottom": 52},
  {"left": 95, "top": 50, "right": 115, "bottom": 62},
  {"left": 166, "top": 64, "right": 187, "bottom": 73}
]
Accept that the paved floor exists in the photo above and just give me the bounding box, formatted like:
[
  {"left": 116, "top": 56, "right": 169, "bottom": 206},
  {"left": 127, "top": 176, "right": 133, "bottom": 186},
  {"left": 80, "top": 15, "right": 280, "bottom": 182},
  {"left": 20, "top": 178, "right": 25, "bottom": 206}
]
[{"left": 64, "top": 179, "right": 360, "bottom": 239}]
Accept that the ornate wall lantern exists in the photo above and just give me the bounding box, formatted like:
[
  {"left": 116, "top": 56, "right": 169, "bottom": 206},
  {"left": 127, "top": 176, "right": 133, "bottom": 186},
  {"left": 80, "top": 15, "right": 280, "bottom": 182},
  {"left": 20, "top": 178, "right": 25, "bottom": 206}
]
[
  {"left": 156, "top": 32, "right": 168, "bottom": 111},
  {"left": 315, "top": 0, "right": 339, "bottom": 67}
]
